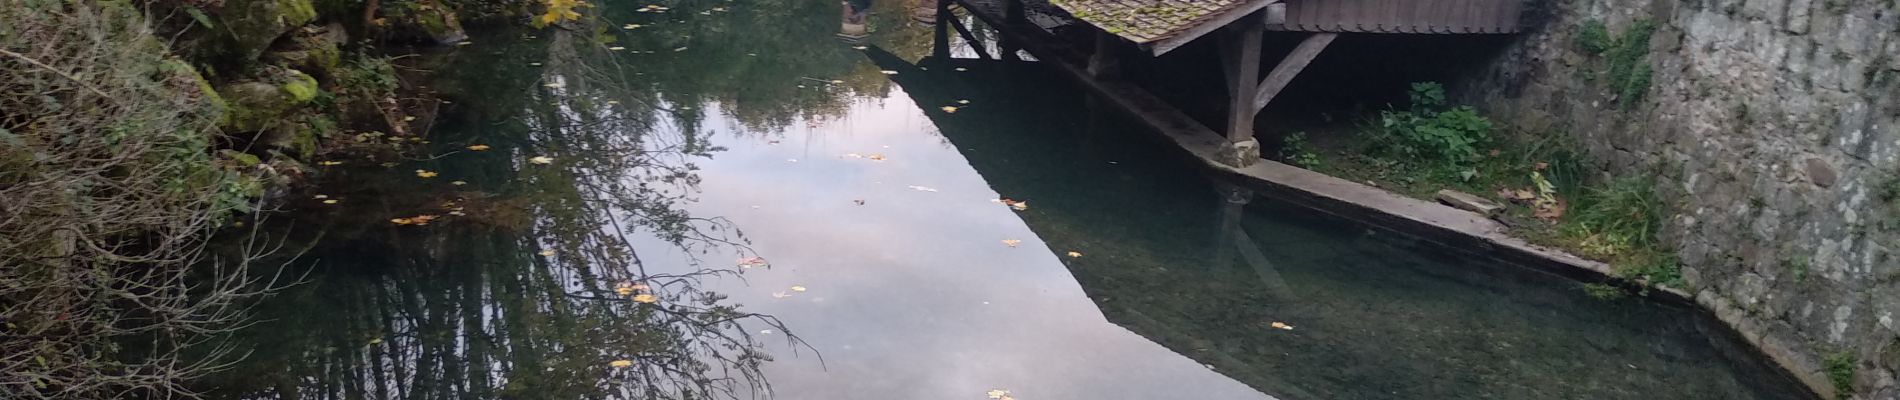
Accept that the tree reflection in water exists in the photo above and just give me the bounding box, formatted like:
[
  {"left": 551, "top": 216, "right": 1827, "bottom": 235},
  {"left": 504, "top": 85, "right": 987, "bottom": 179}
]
[{"left": 187, "top": 0, "right": 935, "bottom": 397}]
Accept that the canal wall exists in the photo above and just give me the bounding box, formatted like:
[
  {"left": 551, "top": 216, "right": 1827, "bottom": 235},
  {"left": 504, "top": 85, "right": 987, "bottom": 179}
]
[{"left": 1461, "top": 0, "right": 1900, "bottom": 398}]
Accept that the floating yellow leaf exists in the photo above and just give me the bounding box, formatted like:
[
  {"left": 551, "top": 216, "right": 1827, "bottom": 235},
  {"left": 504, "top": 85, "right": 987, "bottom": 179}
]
[
  {"left": 538, "top": 249, "right": 556, "bottom": 257},
  {"left": 528, "top": 156, "right": 555, "bottom": 164},
  {"left": 1270, "top": 321, "right": 1295, "bottom": 330},
  {"left": 673, "top": 46, "right": 689, "bottom": 52},
  {"left": 455, "top": 41, "right": 472, "bottom": 46},
  {"left": 609, "top": 359, "right": 633, "bottom": 368},
  {"left": 369, "top": 338, "right": 383, "bottom": 344},
  {"left": 987, "top": 389, "right": 1010, "bottom": 399},
  {"left": 323, "top": 199, "right": 339, "bottom": 205},
  {"left": 1010, "top": 201, "right": 1028, "bottom": 211},
  {"left": 313, "top": 194, "right": 329, "bottom": 199},
  {"left": 467, "top": 144, "right": 491, "bottom": 151},
  {"left": 318, "top": 160, "right": 344, "bottom": 166},
  {"left": 451, "top": 180, "right": 468, "bottom": 186},
  {"left": 622, "top": 24, "right": 643, "bottom": 29},
  {"left": 1067, "top": 251, "right": 1082, "bottom": 258},
  {"left": 402, "top": 116, "right": 417, "bottom": 122},
  {"left": 615, "top": 286, "right": 635, "bottom": 296},
  {"left": 958, "top": 99, "right": 971, "bottom": 104},
  {"left": 880, "top": 70, "right": 899, "bottom": 75},
  {"left": 851, "top": 45, "right": 868, "bottom": 50},
  {"left": 790, "top": 285, "right": 807, "bottom": 292},
  {"left": 940, "top": 106, "right": 959, "bottom": 113},
  {"left": 415, "top": 170, "right": 438, "bottom": 178},
  {"left": 448, "top": 211, "right": 466, "bottom": 216},
  {"left": 608, "top": 46, "right": 626, "bottom": 50},
  {"left": 955, "top": 67, "right": 968, "bottom": 72},
  {"left": 632, "top": 294, "right": 658, "bottom": 303},
  {"left": 867, "top": 154, "right": 885, "bottom": 161},
  {"left": 1001, "top": 239, "right": 1021, "bottom": 247}
]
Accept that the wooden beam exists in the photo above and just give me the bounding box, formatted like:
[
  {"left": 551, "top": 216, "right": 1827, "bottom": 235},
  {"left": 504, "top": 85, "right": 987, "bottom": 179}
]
[
  {"left": 947, "top": 15, "right": 994, "bottom": 60},
  {"left": 1251, "top": 32, "right": 1335, "bottom": 112},
  {"left": 932, "top": 0, "right": 951, "bottom": 58},
  {"left": 1087, "top": 29, "right": 1121, "bottom": 78},
  {"left": 1145, "top": 0, "right": 1276, "bottom": 56},
  {"left": 1222, "top": 17, "right": 1263, "bottom": 144}
]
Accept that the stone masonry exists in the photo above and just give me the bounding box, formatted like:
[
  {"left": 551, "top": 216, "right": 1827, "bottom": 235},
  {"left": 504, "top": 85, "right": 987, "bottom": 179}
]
[{"left": 1462, "top": 0, "right": 1900, "bottom": 398}]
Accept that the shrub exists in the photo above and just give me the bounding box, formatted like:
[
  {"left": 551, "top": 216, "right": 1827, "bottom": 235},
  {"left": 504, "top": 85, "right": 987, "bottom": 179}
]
[{"left": 1368, "top": 82, "right": 1494, "bottom": 168}]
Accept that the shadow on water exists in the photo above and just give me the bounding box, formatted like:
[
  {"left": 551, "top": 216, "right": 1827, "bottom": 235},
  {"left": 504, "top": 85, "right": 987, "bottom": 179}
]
[
  {"left": 865, "top": 50, "right": 1818, "bottom": 400},
  {"left": 187, "top": 1, "right": 936, "bottom": 398}
]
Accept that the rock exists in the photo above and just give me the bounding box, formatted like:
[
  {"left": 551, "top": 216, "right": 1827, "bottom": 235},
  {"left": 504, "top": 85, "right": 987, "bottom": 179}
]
[
  {"left": 395, "top": 3, "right": 468, "bottom": 45},
  {"left": 1435, "top": 189, "right": 1505, "bottom": 216},
  {"left": 221, "top": 69, "right": 319, "bottom": 133},
  {"left": 217, "top": 0, "right": 318, "bottom": 62},
  {"left": 1804, "top": 158, "right": 1837, "bottom": 188},
  {"left": 265, "top": 25, "right": 343, "bottom": 79}
]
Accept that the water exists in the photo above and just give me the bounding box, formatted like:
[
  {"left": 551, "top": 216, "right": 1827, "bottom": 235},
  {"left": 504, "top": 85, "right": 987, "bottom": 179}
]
[{"left": 191, "top": 1, "right": 1816, "bottom": 399}]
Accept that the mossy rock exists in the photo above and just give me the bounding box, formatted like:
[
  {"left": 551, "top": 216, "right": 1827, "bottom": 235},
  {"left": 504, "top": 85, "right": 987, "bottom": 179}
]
[
  {"left": 217, "top": 0, "right": 319, "bottom": 62},
  {"left": 221, "top": 69, "right": 321, "bottom": 133},
  {"left": 398, "top": 3, "right": 468, "bottom": 45},
  {"left": 265, "top": 26, "right": 343, "bottom": 79},
  {"left": 158, "top": 59, "right": 229, "bottom": 120}
]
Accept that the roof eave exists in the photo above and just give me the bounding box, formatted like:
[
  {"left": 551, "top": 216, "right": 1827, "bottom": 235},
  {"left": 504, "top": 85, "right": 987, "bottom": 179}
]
[{"left": 1142, "top": 0, "right": 1278, "bottom": 56}]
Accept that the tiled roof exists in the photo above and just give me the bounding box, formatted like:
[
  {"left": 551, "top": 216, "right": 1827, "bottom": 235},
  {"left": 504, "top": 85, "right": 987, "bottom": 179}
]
[{"left": 1047, "top": 0, "right": 1254, "bottom": 44}]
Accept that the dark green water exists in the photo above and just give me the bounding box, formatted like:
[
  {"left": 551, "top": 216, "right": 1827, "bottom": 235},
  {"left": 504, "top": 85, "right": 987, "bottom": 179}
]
[{"left": 191, "top": 1, "right": 1817, "bottom": 399}]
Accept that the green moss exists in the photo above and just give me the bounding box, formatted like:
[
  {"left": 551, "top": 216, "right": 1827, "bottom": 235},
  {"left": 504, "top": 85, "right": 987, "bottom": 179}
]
[
  {"left": 281, "top": 70, "right": 319, "bottom": 103},
  {"left": 160, "top": 59, "right": 228, "bottom": 119},
  {"left": 1605, "top": 20, "right": 1657, "bottom": 109},
  {"left": 1581, "top": 282, "right": 1628, "bottom": 300},
  {"left": 1576, "top": 20, "right": 1613, "bottom": 54}
]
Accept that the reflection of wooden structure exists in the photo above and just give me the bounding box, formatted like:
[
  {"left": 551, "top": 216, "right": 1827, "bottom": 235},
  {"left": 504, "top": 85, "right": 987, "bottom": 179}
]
[{"left": 932, "top": 0, "right": 1526, "bottom": 167}]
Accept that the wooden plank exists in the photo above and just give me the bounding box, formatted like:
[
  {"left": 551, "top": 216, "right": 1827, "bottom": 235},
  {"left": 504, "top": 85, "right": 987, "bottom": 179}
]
[
  {"left": 1225, "top": 20, "right": 1264, "bottom": 143},
  {"left": 1252, "top": 32, "right": 1336, "bottom": 111},
  {"left": 1348, "top": 0, "right": 1371, "bottom": 32},
  {"left": 1408, "top": 0, "right": 1430, "bottom": 33},
  {"left": 1382, "top": 0, "right": 1402, "bottom": 32},
  {"left": 1297, "top": 0, "right": 1319, "bottom": 32}
]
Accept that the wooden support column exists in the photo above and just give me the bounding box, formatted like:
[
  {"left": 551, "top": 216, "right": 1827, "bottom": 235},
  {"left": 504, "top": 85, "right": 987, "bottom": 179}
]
[
  {"left": 1000, "top": 0, "right": 1024, "bottom": 61},
  {"left": 947, "top": 16, "right": 994, "bottom": 59},
  {"left": 1087, "top": 29, "right": 1121, "bottom": 78},
  {"left": 932, "top": 0, "right": 950, "bottom": 58},
  {"left": 1218, "top": 13, "right": 1264, "bottom": 166},
  {"left": 1251, "top": 33, "right": 1337, "bottom": 113}
]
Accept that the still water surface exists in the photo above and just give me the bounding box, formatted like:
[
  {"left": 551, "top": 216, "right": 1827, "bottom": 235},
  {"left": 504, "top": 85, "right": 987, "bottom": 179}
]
[{"left": 194, "top": 1, "right": 1816, "bottom": 399}]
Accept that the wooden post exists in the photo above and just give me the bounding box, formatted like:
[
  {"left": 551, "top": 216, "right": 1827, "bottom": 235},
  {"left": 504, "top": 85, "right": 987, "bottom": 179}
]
[
  {"left": 1001, "top": 0, "right": 1024, "bottom": 61},
  {"left": 932, "top": 0, "right": 951, "bottom": 58},
  {"left": 1252, "top": 33, "right": 1337, "bottom": 113},
  {"left": 948, "top": 16, "right": 993, "bottom": 59},
  {"left": 1219, "top": 13, "right": 1264, "bottom": 165},
  {"left": 1087, "top": 28, "right": 1120, "bottom": 78}
]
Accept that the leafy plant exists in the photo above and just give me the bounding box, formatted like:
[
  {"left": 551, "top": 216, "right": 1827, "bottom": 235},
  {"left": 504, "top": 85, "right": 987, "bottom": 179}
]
[
  {"left": 1368, "top": 82, "right": 1493, "bottom": 168},
  {"left": 1576, "top": 20, "right": 1612, "bottom": 54},
  {"left": 1603, "top": 20, "right": 1656, "bottom": 108},
  {"left": 1279, "top": 131, "right": 1321, "bottom": 169},
  {"left": 1563, "top": 175, "right": 1680, "bottom": 286}
]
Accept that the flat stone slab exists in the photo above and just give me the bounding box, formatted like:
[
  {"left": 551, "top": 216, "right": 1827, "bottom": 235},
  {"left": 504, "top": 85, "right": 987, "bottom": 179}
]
[{"left": 1435, "top": 189, "right": 1505, "bottom": 216}]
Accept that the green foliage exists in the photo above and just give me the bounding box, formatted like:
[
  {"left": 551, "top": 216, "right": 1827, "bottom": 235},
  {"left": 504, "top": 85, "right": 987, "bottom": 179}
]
[
  {"left": 1563, "top": 175, "right": 1680, "bottom": 286},
  {"left": 1366, "top": 82, "right": 1494, "bottom": 169},
  {"left": 1826, "top": 352, "right": 1856, "bottom": 399},
  {"left": 1603, "top": 20, "right": 1657, "bottom": 108},
  {"left": 1576, "top": 20, "right": 1613, "bottom": 55},
  {"left": 1788, "top": 255, "right": 1811, "bottom": 282},
  {"left": 1279, "top": 131, "right": 1321, "bottom": 169}
]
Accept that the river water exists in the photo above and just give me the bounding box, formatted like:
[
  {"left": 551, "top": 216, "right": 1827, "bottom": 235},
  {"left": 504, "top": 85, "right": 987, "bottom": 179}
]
[{"left": 192, "top": 1, "right": 1817, "bottom": 399}]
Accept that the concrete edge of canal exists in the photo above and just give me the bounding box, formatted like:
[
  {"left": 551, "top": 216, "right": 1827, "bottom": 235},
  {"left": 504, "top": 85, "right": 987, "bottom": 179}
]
[{"left": 1017, "top": 26, "right": 1832, "bottom": 398}]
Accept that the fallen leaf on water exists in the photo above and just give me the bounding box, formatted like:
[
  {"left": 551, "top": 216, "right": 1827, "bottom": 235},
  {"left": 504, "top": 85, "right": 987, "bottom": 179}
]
[
  {"left": 313, "top": 194, "right": 329, "bottom": 199},
  {"left": 609, "top": 360, "right": 633, "bottom": 368},
  {"left": 632, "top": 294, "right": 658, "bottom": 303},
  {"left": 402, "top": 116, "right": 417, "bottom": 122},
  {"left": 608, "top": 46, "right": 626, "bottom": 50},
  {"left": 737, "top": 256, "right": 768, "bottom": 268},
  {"left": 622, "top": 24, "right": 643, "bottom": 29},
  {"left": 451, "top": 180, "right": 467, "bottom": 186},
  {"left": 606, "top": 100, "right": 620, "bottom": 105},
  {"left": 829, "top": 79, "right": 844, "bottom": 84},
  {"left": 369, "top": 338, "right": 383, "bottom": 345},
  {"left": 1067, "top": 251, "right": 1083, "bottom": 258},
  {"left": 771, "top": 291, "right": 791, "bottom": 298},
  {"left": 415, "top": 170, "right": 438, "bottom": 178},
  {"left": 467, "top": 144, "right": 491, "bottom": 151},
  {"left": 790, "top": 285, "right": 807, "bottom": 292},
  {"left": 615, "top": 285, "right": 635, "bottom": 296},
  {"left": 907, "top": 185, "right": 938, "bottom": 192},
  {"left": 955, "top": 67, "right": 968, "bottom": 71},
  {"left": 760, "top": 329, "right": 774, "bottom": 334},
  {"left": 673, "top": 46, "right": 689, "bottom": 52},
  {"left": 987, "top": 389, "right": 1010, "bottom": 399},
  {"left": 448, "top": 211, "right": 466, "bottom": 216},
  {"left": 867, "top": 154, "right": 885, "bottom": 161},
  {"left": 528, "top": 62, "right": 542, "bottom": 66},
  {"left": 456, "top": 41, "right": 472, "bottom": 46},
  {"left": 323, "top": 199, "right": 339, "bottom": 204},
  {"left": 940, "top": 106, "right": 959, "bottom": 113},
  {"left": 712, "top": 6, "right": 727, "bottom": 11},
  {"left": 528, "top": 156, "right": 555, "bottom": 164},
  {"left": 1001, "top": 239, "right": 1021, "bottom": 247},
  {"left": 1010, "top": 201, "right": 1028, "bottom": 211},
  {"left": 880, "top": 70, "right": 899, "bottom": 75},
  {"left": 957, "top": 99, "right": 970, "bottom": 104},
  {"left": 538, "top": 249, "right": 556, "bottom": 256},
  {"left": 853, "top": 199, "right": 865, "bottom": 205},
  {"left": 843, "top": 153, "right": 863, "bottom": 158},
  {"left": 389, "top": 215, "right": 439, "bottom": 226},
  {"left": 851, "top": 45, "right": 868, "bottom": 50},
  {"left": 1270, "top": 321, "right": 1295, "bottom": 330},
  {"left": 787, "top": 158, "right": 799, "bottom": 163},
  {"left": 318, "top": 160, "right": 344, "bottom": 166}
]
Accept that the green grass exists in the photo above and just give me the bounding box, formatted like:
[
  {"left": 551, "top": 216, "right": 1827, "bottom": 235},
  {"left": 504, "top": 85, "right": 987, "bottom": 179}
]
[
  {"left": 1576, "top": 20, "right": 1613, "bottom": 55},
  {"left": 1825, "top": 352, "right": 1856, "bottom": 399},
  {"left": 1604, "top": 20, "right": 1657, "bottom": 108}
]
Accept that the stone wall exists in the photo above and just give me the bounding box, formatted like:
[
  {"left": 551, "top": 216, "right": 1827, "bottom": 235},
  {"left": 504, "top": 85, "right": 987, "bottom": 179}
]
[{"left": 1460, "top": 0, "right": 1900, "bottom": 398}]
